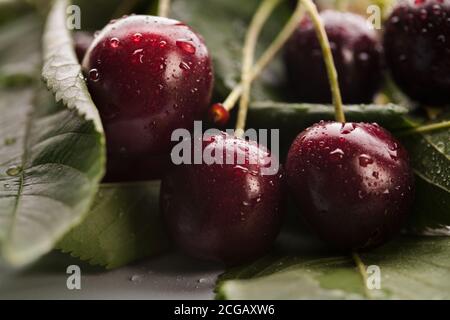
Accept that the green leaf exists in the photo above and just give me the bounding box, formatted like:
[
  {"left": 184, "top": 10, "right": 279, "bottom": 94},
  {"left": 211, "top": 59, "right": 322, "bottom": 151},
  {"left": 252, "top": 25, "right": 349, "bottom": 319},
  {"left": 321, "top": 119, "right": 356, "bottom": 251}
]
[
  {"left": 171, "top": 0, "right": 290, "bottom": 101},
  {"left": 0, "top": 14, "right": 41, "bottom": 87},
  {"left": 0, "top": 0, "right": 33, "bottom": 26},
  {"left": 42, "top": 0, "right": 104, "bottom": 131},
  {"left": 217, "top": 236, "right": 450, "bottom": 300},
  {"left": 0, "top": 85, "right": 104, "bottom": 266},
  {"left": 0, "top": 0, "right": 105, "bottom": 267},
  {"left": 58, "top": 181, "right": 169, "bottom": 269},
  {"left": 401, "top": 122, "right": 450, "bottom": 235}
]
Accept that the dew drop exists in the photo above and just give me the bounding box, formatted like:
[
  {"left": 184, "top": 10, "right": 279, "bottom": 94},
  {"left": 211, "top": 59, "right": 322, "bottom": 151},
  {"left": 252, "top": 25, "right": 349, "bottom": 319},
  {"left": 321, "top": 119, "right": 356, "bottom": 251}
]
[
  {"left": 358, "top": 190, "right": 366, "bottom": 199},
  {"left": 159, "top": 40, "right": 167, "bottom": 48},
  {"left": 359, "top": 154, "right": 374, "bottom": 167},
  {"left": 388, "top": 142, "right": 398, "bottom": 151},
  {"left": 129, "top": 274, "right": 143, "bottom": 282},
  {"left": 437, "top": 34, "right": 446, "bottom": 43},
  {"left": 179, "top": 61, "right": 191, "bottom": 70},
  {"left": 6, "top": 165, "right": 22, "bottom": 176},
  {"left": 132, "top": 33, "right": 143, "bottom": 43},
  {"left": 132, "top": 49, "right": 145, "bottom": 64},
  {"left": 176, "top": 40, "right": 196, "bottom": 54},
  {"left": 390, "top": 16, "right": 400, "bottom": 24},
  {"left": 358, "top": 52, "right": 369, "bottom": 62},
  {"left": 89, "top": 69, "right": 99, "bottom": 82},
  {"left": 110, "top": 37, "right": 120, "bottom": 48},
  {"left": 4, "top": 137, "right": 16, "bottom": 146},
  {"left": 329, "top": 148, "right": 345, "bottom": 162},
  {"left": 420, "top": 9, "right": 428, "bottom": 20},
  {"left": 341, "top": 123, "right": 355, "bottom": 134},
  {"left": 436, "top": 141, "right": 445, "bottom": 152}
]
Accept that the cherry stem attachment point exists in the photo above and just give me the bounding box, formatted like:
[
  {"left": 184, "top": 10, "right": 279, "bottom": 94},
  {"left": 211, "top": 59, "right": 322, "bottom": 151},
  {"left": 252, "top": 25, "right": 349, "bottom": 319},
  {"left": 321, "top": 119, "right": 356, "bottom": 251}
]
[
  {"left": 235, "top": 0, "right": 281, "bottom": 136},
  {"left": 222, "top": 0, "right": 306, "bottom": 113},
  {"left": 398, "top": 120, "right": 450, "bottom": 136},
  {"left": 302, "top": 0, "right": 345, "bottom": 123},
  {"left": 158, "top": 0, "right": 171, "bottom": 18}
]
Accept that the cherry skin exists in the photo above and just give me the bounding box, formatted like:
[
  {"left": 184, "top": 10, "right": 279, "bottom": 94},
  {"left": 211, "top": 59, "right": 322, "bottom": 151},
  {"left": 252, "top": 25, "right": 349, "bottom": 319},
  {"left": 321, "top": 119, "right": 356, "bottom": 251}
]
[
  {"left": 82, "top": 15, "right": 214, "bottom": 181},
  {"left": 284, "top": 10, "right": 383, "bottom": 104},
  {"left": 384, "top": 0, "right": 450, "bottom": 106},
  {"left": 161, "top": 133, "right": 284, "bottom": 265},
  {"left": 285, "top": 122, "right": 414, "bottom": 250}
]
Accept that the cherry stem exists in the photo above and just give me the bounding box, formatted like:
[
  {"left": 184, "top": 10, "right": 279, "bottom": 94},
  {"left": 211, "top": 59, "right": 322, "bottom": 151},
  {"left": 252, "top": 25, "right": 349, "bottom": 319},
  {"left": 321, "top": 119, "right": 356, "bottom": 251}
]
[
  {"left": 235, "top": 0, "right": 282, "bottom": 136},
  {"left": 302, "top": 0, "right": 345, "bottom": 123},
  {"left": 158, "top": 0, "right": 171, "bottom": 18},
  {"left": 352, "top": 252, "right": 372, "bottom": 299},
  {"left": 223, "top": 1, "right": 306, "bottom": 113},
  {"left": 398, "top": 120, "right": 450, "bottom": 136}
]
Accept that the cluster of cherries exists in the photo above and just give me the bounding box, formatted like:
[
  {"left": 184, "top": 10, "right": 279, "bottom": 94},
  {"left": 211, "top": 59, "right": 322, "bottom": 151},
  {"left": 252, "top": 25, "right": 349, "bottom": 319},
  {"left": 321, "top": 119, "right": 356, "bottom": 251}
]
[{"left": 76, "top": 0, "right": 449, "bottom": 265}]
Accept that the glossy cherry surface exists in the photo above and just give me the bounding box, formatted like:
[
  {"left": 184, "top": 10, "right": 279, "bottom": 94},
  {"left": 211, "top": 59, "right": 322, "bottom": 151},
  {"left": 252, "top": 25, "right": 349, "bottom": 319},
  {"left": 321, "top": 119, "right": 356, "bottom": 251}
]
[
  {"left": 286, "top": 122, "right": 414, "bottom": 250},
  {"left": 82, "top": 15, "right": 214, "bottom": 181},
  {"left": 161, "top": 133, "right": 284, "bottom": 265},
  {"left": 384, "top": 0, "right": 450, "bottom": 106},
  {"left": 284, "top": 10, "right": 383, "bottom": 104}
]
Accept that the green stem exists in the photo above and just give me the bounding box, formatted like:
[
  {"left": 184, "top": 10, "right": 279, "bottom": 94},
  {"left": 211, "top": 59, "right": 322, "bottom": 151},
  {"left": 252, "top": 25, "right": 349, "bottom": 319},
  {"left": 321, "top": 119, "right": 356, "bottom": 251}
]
[
  {"left": 158, "top": 0, "right": 171, "bottom": 18},
  {"left": 223, "top": 0, "right": 305, "bottom": 112},
  {"left": 302, "top": 0, "right": 345, "bottom": 123},
  {"left": 398, "top": 121, "right": 450, "bottom": 136},
  {"left": 235, "top": 0, "right": 281, "bottom": 136},
  {"left": 352, "top": 252, "right": 372, "bottom": 299}
]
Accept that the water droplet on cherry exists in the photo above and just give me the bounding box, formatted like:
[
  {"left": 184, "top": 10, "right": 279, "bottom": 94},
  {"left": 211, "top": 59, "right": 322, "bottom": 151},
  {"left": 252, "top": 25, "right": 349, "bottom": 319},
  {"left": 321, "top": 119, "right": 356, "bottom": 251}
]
[
  {"left": 110, "top": 37, "right": 120, "bottom": 48},
  {"left": 179, "top": 61, "right": 191, "bottom": 70},
  {"left": 176, "top": 39, "right": 196, "bottom": 54},
  {"left": 89, "top": 69, "right": 100, "bottom": 81},
  {"left": 359, "top": 154, "right": 374, "bottom": 167},
  {"left": 329, "top": 148, "right": 345, "bottom": 162},
  {"left": 132, "top": 32, "right": 142, "bottom": 43}
]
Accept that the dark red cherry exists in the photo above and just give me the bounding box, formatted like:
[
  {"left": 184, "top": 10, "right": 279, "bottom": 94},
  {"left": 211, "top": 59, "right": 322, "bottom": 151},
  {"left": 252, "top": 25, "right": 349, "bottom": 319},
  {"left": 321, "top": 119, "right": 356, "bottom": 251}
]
[
  {"left": 161, "top": 133, "right": 284, "bottom": 265},
  {"left": 82, "top": 15, "right": 214, "bottom": 181},
  {"left": 384, "top": 0, "right": 450, "bottom": 106},
  {"left": 73, "top": 31, "right": 94, "bottom": 62},
  {"left": 284, "top": 10, "right": 383, "bottom": 104},
  {"left": 285, "top": 122, "right": 414, "bottom": 250}
]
